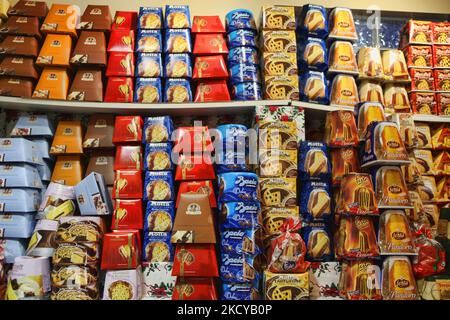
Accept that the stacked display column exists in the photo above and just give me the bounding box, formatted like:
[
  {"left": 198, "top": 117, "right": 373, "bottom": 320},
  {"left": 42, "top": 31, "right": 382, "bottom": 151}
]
[
  {"left": 225, "top": 9, "right": 261, "bottom": 101},
  {"left": 171, "top": 125, "right": 218, "bottom": 300},
  {"left": 192, "top": 15, "right": 230, "bottom": 102},
  {"left": 68, "top": 5, "right": 111, "bottom": 102},
  {"left": 163, "top": 5, "right": 193, "bottom": 103},
  {"left": 100, "top": 115, "right": 144, "bottom": 300},
  {"left": 105, "top": 11, "right": 137, "bottom": 103},
  {"left": 134, "top": 6, "right": 164, "bottom": 104},
  {"left": 0, "top": 0, "right": 47, "bottom": 97}
]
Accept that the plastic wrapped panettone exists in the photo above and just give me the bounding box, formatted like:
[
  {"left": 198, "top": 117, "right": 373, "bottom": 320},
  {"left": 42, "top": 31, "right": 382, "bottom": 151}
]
[
  {"left": 359, "top": 81, "right": 384, "bottom": 105},
  {"left": 357, "top": 47, "right": 384, "bottom": 80},
  {"left": 356, "top": 102, "right": 386, "bottom": 141},
  {"left": 382, "top": 50, "right": 410, "bottom": 82},
  {"left": 329, "top": 74, "right": 359, "bottom": 107},
  {"left": 384, "top": 84, "right": 411, "bottom": 113},
  {"left": 328, "top": 7, "right": 358, "bottom": 41},
  {"left": 328, "top": 41, "right": 358, "bottom": 74},
  {"left": 381, "top": 256, "right": 418, "bottom": 300},
  {"left": 378, "top": 210, "right": 415, "bottom": 255}
]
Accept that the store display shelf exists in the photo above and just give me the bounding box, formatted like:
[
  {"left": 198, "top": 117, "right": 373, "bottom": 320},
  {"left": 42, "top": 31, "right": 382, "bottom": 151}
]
[
  {"left": 291, "top": 100, "right": 354, "bottom": 112},
  {"left": 413, "top": 114, "right": 450, "bottom": 123},
  {"left": 0, "top": 97, "right": 290, "bottom": 116}
]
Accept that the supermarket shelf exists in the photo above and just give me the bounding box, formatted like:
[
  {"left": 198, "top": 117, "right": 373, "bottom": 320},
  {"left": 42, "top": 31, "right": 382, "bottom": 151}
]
[
  {"left": 0, "top": 97, "right": 290, "bottom": 116},
  {"left": 291, "top": 100, "right": 354, "bottom": 112},
  {"left": 413, "top": 114, "right": 450, "bottom": 123}
]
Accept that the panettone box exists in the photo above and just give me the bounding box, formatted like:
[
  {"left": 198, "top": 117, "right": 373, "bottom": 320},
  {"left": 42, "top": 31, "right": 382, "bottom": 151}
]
[
  {"left": 113, "top": 170, "right": 142, "bottom": 199},
  {"left": 103, "top": 267, "right": 142, "bottom": 300},
  {"left": 138, "top": 7, "right": 163, "bottom": 30},
  {"left": 104, "top": 77, "right": 134, "bottom": 103},
  {"left": 263, "top": 75, "right": 299, "bottom": 100},
  {"left": 193, "top": 34, "right": 228, "bottom": 55},
  {"left": 433, "top": 45, "right": 450, "bottom": 69},
  {"left": 410, "top": 92, "right": 437, "bottom": 115},
  {"left": 51, "top": 155, "right": 83, "bottom": 186},
  {"left": 0, "top": 16, "right": 41, "bottom": 39},
  {"left": 101, "top": 230, "right": 141, "bottom": 270},
  {"left": 264, "top": 271, "right": 309, "bottom": 300},
  {"left": 403, "top": 45, "right": 433, "bottom": 69},
  {"left": 259, "top": 149, "right": 298, "bottom": 178},
  {"left": 86, "top": 150, "right": 115, "bottom": 186},
  {"left": 261, "top": 6, "right": 296, "bottom": 30},
  {"left": 106, "top": 52, "right": 135, "bottom": 77},
  {"left": 409, "top": 68, "right": 435, "bottom": 92},
  {"left": 0, "top": 138, "right": 43, "bottom": 165},
  {"left": 382, "top": 50, "right": 410, "bottom": 82},
  {"left": 254, "top": 105, "right": 305, "bottom": 142},
  {"left": 141, "top": 262, "right": 176, "bottom": 300},
  {"left": 40, "top": 4, "right": 79, "bottom": 37},
  {"left": 262, "top": 52, "right": 297, "bottom": 77},
  {"left": 192, "top": 16, "right": 225, "bottom": 33},
  {"left": 194, "top": 80, "right": 230, "bottom": 102},
  {"left": 111, "top": 11, "right": 137, "bottom": 31},
  {"left": 437, "top": 93, "right": 450, "bottom": 115},
  {"left": 36, "top": 34, "right": 72, "bottom": 67},
  {"left": 78, "top": 5, "right": 112, "bottom": 31},
  {"left": 357, "top": 47, "right": 384, "bottom": 80},
  {"left": 68, "top": 68, "right": 104, "bottom": 102},
  {"left": 358, "top": 81, "right": 386, "bottom": 106},
  {"left": 10, "top": 114, "right": 54, "bottom": 138},
  {"left": 176, "top": 181, "right": 216, "bottom": 208},
  {"left": 171, "top": 193, "right": 216, "bottom": 244},
  {"left": 400, "top": 20, "right": 433, "bottom": 48},
  {"left": 113, "top": 116, "right": 143, "bottom": 144},
  {"left": 74, "top": 172, "right": 113, "bottom": 216},
  {"left": 8, "top": 0, "right": 49, "bottom": 19},
  {"left": 70, "top": 31, "right": 107, "bottom": 66},
  {"left": 433, "top": 22, "right": 450, "bottom": 44},
  {"left": 298, "top": 4, "right": 328, "bottom": 39},
  {"left": 329, "top": 74, "right": 359, "bottom": 108},
  {"left": 0, "top": 56, "right": 38, "bottom": 79},
  {"left": 0, "top": 78, "right": 34, "bottom": 97},
  {"left": 355, "top": 102, "right": 386, "bottom": 141},
  {"left": 328, "top": 40, "right": 358, "bottom": 75},
  {"left": 0, "top": 35, "right": 39, "bottom": 57},
  {"left": 107, "top": 30, "right": 135, "bottom": 53},
  {"left": 257, "top": 120, "right": 298, "bottom": 150},
  {"left": 361, "top": 121, "right": 409, "bottom": 168},
  {"left": 83, "top": 114, "right": 114, "bottom": 149},
  {"left": 260, "top": 177, "right": 297, "bottom": 207},
  {"left": 112, "top": 199, "right": 143, "bottom": 230},
  {"left": 50, "top": 121, "right": 83, "bottom": 155},
  {"left": 261, "top": 30, "right": 296, "bottom": 53},
  {"left": 32, "top": 68, "right": 69, "bottom": 100},
  {"left": 328, "top": 7, "right": 358, "bottom": 42},
  {"left": 434, "top": 69, "right": 450, "bottom": 92}
]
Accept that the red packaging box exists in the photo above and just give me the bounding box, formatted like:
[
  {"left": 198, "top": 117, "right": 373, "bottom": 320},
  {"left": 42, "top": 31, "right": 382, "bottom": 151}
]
[
  {"left": 172, "top": 244, "right": 219, "bottom": 277},
  {"left": 107, "top": 30, "right": 135, "bottom": 52},
  {"left": 113, "top": 170, "right": 143, "bottom": 199},
  {"left": 403, "top": 45, "right": 433, "bottom": 69},
  {"left": 101, "top": 230, "right": 141, "bottom": 270},
  {"left": 193, "top": 55, "right": 228, "bottom": 79},
  {"left": 104, "top": 77, "right": 134, "bottom": 103},
  {"left": 437, "top": 93, "right": 450, "bottom": 115},
  {"left": 175, "top": 154, "right": 216, "bottom": 181},
  {"left": 193, "top": 34, "right": 228, "bottom": 55},
  {"left": 106, "top": 52, "right": 135, "bottom": 77},
  {"left": 192, "top": 16, "right": 225, "bottom": 34},
  {"left": 194, "top": 80, "right": 231, "bottom": 102},
  {"left": 112, "top": 116, "right": 143, "bottom": 144},
  {"left": 172, "top": 126, "right": 214, "bottom": 153},
  {"left": 114, "top": 145, "right": 143, "bottom": 170},
  {"left": 433, "top": 45, "right": 450, "bottom": 69},
  {"left": 409, "top": 68, "right": 435, "bottom": 92},
  {"left": 400, "top": 20, "right": 433, "bottom": 48},
  {"left": 112, "top": 199, "right": 144, "bottom": 230},
  {"left": 111, "top": 11, "right": 137, "bottom": 30},
  {"left": 435, "top": 69, "right": 450, "bottom": 92},
  {"left": 172, "top": 277, "right": 218, "bottom": 300},
  {"left": 410, "top": 92, "right": 437, "bottom": 115},
  {"left": 176, "top": 180, "right": 217, "bottom": 208},
  {"left": 433, "top": 22, "right": 450, "bottom": 44}
]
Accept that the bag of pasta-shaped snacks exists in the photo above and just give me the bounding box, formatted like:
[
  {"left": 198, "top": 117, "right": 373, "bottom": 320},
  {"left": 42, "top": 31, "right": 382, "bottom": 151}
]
[{"left": 267, "top": 218, "right": 310, "bottom": 273}]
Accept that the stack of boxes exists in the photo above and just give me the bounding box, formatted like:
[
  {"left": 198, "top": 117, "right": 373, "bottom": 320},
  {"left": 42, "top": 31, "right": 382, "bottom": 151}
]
[
  {"left": 100, "top": 115, "right": 144, "bottom": 299},
  {"left": 0, "top": 137, "right": 43, "bottom": 266},
  {"left": 163, "top": 5, "right": 193, "bottom": 103},
  {"left": 326, "top": 7, "right": 360, "bottom": 109},
  {"left": 0, "top": 0, "right": 47, "bottom": 97},
  {"left": 297, "top": 4, "right": 329, "bottom": 105},
  {"left": 68, "top": 5, "right": 111, "bottom": 102},
  {"left": 225, "top": 9, "right": 261, "bottom": 101},
  {"left": 170, "top": 125, "right": 218, "bottom": 300},
  {"left": 134, "top": 7, "right": 163, "bottom": 103},
  {"left": 32, "top": 3, "right": 79, "bottom": 100},
  {"left": 192, "top": 16, "right": 230, "bottom": 102},
  {"left": 105, "top": 11, "right": 137, "bottom": 103},
  {"left": 260, "top": 6, "right": 299, "bottom": 101},
  {"left": 400, "top": 20, "right": 450, "bottom": 115},
  {"left": 216, "top": 124, "right": 261, "bottom": 300},
  {"left": 140, "top": 116, "right": 177, "bottom": 300}
]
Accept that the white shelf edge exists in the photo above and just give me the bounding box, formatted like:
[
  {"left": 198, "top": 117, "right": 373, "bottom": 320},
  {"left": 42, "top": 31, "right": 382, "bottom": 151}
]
[
  {"left": 291, "top": 100, "right": 354, "bottom": 112},
  {"left": 413, "top": 114, "right": 450, "bottom": 123},
  {"left": 0, "top": 97, "right": 290, "bottom": 116}
]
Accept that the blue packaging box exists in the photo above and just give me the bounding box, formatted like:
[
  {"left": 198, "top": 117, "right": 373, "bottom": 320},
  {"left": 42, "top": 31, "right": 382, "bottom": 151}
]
[
  {"left": 165, "top": 5, "right": 191, "bottom": 29},
  {"left": 225, "top": 9, "right": 257, "bottom": 32},
  {"left": 136, "top": 29, "right": 162, "bottom": 53},
  {"left": 74, "top": 172, "right": 113, "bottom": 216},
  {"left": 136, "top": 53, "right": 163, "bottom": 78},
  {"left": 227, "top": 29, "right": 257, "bottom": 48},
  {"left": 144, "top": 201, "right": 175, "bottom": 232},
  {"left": 164, "top": 53, "right": 192, "bottom": 78},
  {"left": 231, "top": 82, "right": 262, "bottom": 101},
  {"left": 134, "top": 78, "right": 162, "bottom": 103},
  {"left": 143, "top": 116, "right": 173, "bottom": 144},
  {"left": 144, "top": 143, "right": 173, "bottom": 171},
  {"left": 144, "top": 171, "right": 174, "bottom": 201},
  {"left": 164, "top": 29, "right": 192, "bottom": 53},
  {"left": 218, "top": 172, "right": 259, "bottom": 203},
  {"left": 299, "top": 71, "right": 329, "bottom": 105},
  {"left": 164, "top": 79, "right": 192, "bottom": 103},
  {"left": 0, "top": 164, "right": 43, "bottom": 189},
  {"left": 142, "top": 231, "right": 173, "bottom": 262},
  {"left": 0, "top": 188, "right": 40, "bottom": 213},
  {"left": 0, "top": 213, "right": 36, "bottom": 238},
  {"left": 138, "top": 7, "right": 163, "bottom": 29}
]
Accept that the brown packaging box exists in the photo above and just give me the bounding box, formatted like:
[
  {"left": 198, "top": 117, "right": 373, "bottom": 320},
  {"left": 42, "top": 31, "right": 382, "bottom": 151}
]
[
  {"left": 171, "top": 193, "right": 216, "bottom": 244},
  {"left": 82, "top": 114, "right": 114, "bottom": 149},
  {"left": 0, "top": 35, "right": 39, "bottom": 57},
  {"left": 78, "top": 5, "right": 112, "bottom": 31},
  {"left": 70, "top": 31, "right": 107, "bottom": 66},
  {"left": 0, "top": 77, "right": 34, "bottom": 97},
  {"left": 261, "top": 30, "right": 296, "bottom": 53},
  {"left": 0, "top": 16, "right": 41, "bottom": 39},
  {"left": 263, "top": 75, "right": 299, "bottom": 100},
  {"left": 0, "top": 56, "right": 39, "bottom": 79},
  {"left": 68, "top": 68, "right": 103, "bottom": 102},
  {"left": 86, "top": 150, "right": 115, "bottom": 186},
  {"left": 8, "top": 1, "right": 49, "bottom": 19}
]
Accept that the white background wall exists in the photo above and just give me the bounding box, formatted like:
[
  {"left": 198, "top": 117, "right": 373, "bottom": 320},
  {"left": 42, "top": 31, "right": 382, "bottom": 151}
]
[{"left": 9, "top": 0, "right": 450, "bottom": 19}]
